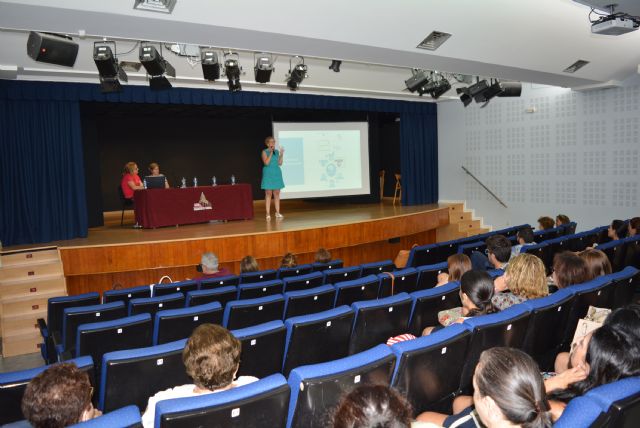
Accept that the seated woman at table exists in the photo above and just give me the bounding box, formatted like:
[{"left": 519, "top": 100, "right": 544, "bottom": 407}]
[
  {"left": 148, "top": 162, "right": 170, "bottom": 188},
  {"left": 120, "top": 161, "right": 144, "bottom": 200}
]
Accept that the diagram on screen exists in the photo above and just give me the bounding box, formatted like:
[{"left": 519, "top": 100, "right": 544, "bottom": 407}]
[{"left": 319, "top": 142, "right": 345, "bottom": 188}]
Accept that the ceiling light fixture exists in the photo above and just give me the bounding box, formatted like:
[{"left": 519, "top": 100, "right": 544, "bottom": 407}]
[
  {"left": 139, "top": 43, "right": 175, "bottom": 90},
  {"left": 286, "top": 56, "right": 308, "bottom": 91},
  {"left": 329, "top": 60, "right": 342, "bottom": 72},
  {"left": 200, "top": 48, "right": 220, "bottom": 81},
  {"left": 133, "top": 0, "right": 177, "bottom": 14},
  {"left": 224, "top": 52, "right": 242, "bottom": 92},
  {"left": 254, "top": 53, "right": 274, "bottom": 84},
  {"left": 93, "top": 41, "right": 128, "bottom": 93}
]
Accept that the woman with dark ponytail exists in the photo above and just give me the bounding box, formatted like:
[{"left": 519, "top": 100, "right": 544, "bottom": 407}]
[
  {"left": 417, "top": 347, "right": 552, "bottom": 427},
  {"left": 423, "top": 270, "right": 498, "bottom": 335}
]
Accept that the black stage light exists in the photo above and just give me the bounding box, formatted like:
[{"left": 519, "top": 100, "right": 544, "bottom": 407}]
[
  {"left": 467, "top": 79, "right": 489, "bottom": 103},
  {"left": 329, "top": 59, "right": 342, "bottom": 72},
  {"left": 475, "top": 80, "right": 504, "bottom": 103},
  {"left": 286, "top": 56, "right": 308, "bottom": 91},
  {"left": 457, "top": 87, "right": 473, "bottom": 107},
  {"left": 200, "top": 48, "right": 220, "bottom": 81},
  {"left": 404, "top": 69, "right": 430, "bottom": 93},
  {"left": 139, "top": 44, "right": 175, "bottom": 90},
  {"left": 93, "top": 42, "right": 128, "bottom": 93},
  {"left": 497, "top": 81, "right": 522, "bottom": 97},
  {"left": 254, "top": 53, "right": 273, "bottom": 83},
  {"left": 224, "top": 52, "right": 242, "bottom": 91},
  {"left": 429, "top": 79, "right": 451, "bottom": 99}
]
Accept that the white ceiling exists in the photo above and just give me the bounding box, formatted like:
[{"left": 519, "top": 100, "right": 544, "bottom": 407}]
[{"left": 1, "top": 0, "right": 640, "bottom": 101}]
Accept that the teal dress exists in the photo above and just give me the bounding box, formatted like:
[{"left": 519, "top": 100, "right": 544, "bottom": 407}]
[{"left": 261, "top": 149, "right": 285, "bottom": 190}]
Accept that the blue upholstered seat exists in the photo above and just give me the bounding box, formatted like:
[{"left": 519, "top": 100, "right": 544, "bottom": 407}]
[
  {"left": 153, "top": 301, "right": 223, "bottom": 345},
  {"left": 153, "top": 280, "right": 198, "bottom": 297},
  {"left": 223, "top": 294, "right": 285, "bottom": 330},
  {"left": 237, "top": 279, "right": 284, "bottom": 300},
  {"left": 283, "top": 284, "right": 336, "bottom": 319},
  {"left": 282, "top": 271, "right": 324, "bottom": 293},
  {"left": 69, "top": 405, "right": 141, "bottom": 427},
  {"left": 231, "top": 320, "right": 286, "bottom": 378},
  {"left": 102, "top": 285, "right": 151, "bottom": 304},
  {"left": 333, "top": 275, "right": 380, "bottom": 307},
  {"left": 128, "top": 292, "right": 185, "bottom": 317},
  {"left": 185, "top": 286, "right": 236, "bottom": 307},
  {"left": 378, "top": 267, "right": 419, "bottom": 296},
  {"left": 407, "top": 281, "right": 461, "bottom": 336}
]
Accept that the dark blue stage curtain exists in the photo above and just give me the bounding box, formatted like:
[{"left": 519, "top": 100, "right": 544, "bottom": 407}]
[
  {"left": 400, "top": 111, "right": 439, "bottom": 206},
  {"left": 0, "top": 80, "right": 437, "bottom": 246},
  {"left": 0, "top": 98, "right": 88, "bottom": 246}
]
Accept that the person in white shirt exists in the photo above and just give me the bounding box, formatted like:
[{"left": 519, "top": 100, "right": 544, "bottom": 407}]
[{"left": 142, "top": 324, "right": 258, "bottom": 428}]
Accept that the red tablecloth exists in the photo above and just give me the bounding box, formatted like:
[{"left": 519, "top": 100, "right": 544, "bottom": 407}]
[{"left": 133, "top": 184, "right": 254, "bottom": 228}]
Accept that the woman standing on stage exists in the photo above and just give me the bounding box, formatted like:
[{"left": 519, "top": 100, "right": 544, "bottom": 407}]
[{"left": 261, "top": 136, "right": 285, "bottom": 220}]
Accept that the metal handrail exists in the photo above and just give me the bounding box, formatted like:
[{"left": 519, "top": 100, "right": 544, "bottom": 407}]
[{"left": 461, "top": 165, "right": 508, "bottom": 208}]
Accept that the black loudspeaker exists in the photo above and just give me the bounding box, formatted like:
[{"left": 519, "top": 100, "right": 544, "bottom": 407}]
[{"left": 27, "top": 31, "right": 79, "bottom": 67}]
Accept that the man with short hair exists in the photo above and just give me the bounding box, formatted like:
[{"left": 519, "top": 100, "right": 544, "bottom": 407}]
[
  {"left": 198, "top": 252, "right": 231, "bottom": 279},
  {"left": 511, "top": 227, "right": 534, "bottom": 259},
  {"left": 470, "top": 234, "right": 512, "bottom": 271},
  {"left": 22, "top": 363, "right": 101, "bottom": 428}
]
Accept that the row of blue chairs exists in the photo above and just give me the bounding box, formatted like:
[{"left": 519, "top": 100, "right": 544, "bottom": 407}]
[{"left": 4, "top": 264, "right": 638, "bottom": 427}]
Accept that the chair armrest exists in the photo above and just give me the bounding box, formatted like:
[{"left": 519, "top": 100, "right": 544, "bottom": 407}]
[{"left": 37, "top": 318, "right": 48, "bottom": 338}]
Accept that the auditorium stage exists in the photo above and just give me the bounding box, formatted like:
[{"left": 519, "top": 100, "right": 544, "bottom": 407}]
[{"left": 15, "top": 200, "right": 452, "bottom": 295}]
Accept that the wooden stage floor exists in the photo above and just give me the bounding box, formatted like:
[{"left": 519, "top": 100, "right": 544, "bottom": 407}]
[{"left": 8, "top": 200, "right": 452, "bottom": 295}]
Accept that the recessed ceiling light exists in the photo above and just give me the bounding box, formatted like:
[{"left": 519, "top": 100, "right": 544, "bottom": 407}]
[
  {"left": 563, "top": 59, "right": 590, "bottom": 73},
  {"left": 133, "top": 0, "right": 176, "bottom": 14},
  {"left": 416, "top": 31, "right": 452, "bottom": 51}
]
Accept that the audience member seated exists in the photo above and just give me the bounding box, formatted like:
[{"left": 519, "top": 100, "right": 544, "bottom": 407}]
[
  {"left": 423, "top": 270, "right": 498, "bottom": 335},
  {"left": 537, "top": 216, "right": 555, "bottom": 231},
  {"left": 547, "top": 323, "right": 640, "bottom": 421},
  {"left": 606, "top": 219, "right": 628, "bottom": 241},
  {"left": 550, "top": 251, "right": 589, "bottom": 290},
  {"left": 470, "top": 235, "right": 511, "bottom": 272},
  {"left": 280, "top": 252, "right": 298, "bottom": 269},
  {"left": 492, "top": 253, "right": 548, "bottom": 310},
  {"left": 628, "top": 217, "right": 640, "bottom": 237},
  {"left": 332, "top": 384, "right": 437, "bottom": 428},
  {"left": 141, "top": 323, "right": 258, "bottom": 428},
  {"left": 435, "top": 254, "right": 472, "bottom": 287},
  {"left": 198, "top": 252, "right": 231, "bottom": 279},
  {"left": 417, "top": 347, "right": 552, "bottom": 428},
  {"left": 147, "top": 162, "right": 170, "bottom": 188},
  {"left": 240, "top": 255, "right": 259, "bottom": 274},
  {"left": 555, "top": 214, "right": 571, "bottom": 228},
  {"left": 578, "top": 249, "right": 612, "bottom": 281},
  {"left": 314, "top": 247, "right": 332, "bottom": 264},
  {"left": 511, "top": 227, "right": 534, "bottom": 259},
  {"left": 21, "top": 363, "right": 101, "bottom": 427}
]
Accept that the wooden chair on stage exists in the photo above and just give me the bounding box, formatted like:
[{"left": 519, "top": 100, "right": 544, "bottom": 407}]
[
  {"left": 393, "top": 174, "right": 402, "bottom": 205},
  {"left": 379, "top": 170, "right": 385, "bottom": 201}
]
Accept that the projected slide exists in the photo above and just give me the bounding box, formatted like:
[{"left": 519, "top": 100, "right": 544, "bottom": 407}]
[{"left": 272, "top": 122, "right": 370, "bottom": 199}]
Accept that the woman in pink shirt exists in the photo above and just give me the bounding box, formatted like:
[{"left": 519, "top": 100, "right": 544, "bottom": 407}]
[{"left": 120, "top": 161, "right": 144, "bottom": 200}]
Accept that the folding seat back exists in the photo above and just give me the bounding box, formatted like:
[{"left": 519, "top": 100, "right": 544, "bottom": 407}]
[
  {"left": 561, "top": 276, "right": 615, "bottom": 350},
  {"left": 311, "top": 259, "right": 343, "bottom": 272},
  {"left": 521, "top": 243, "right": 549, "bottom": 272},
  {"left": 391, "top": 324, "right": 471, "bottom": 415},
  {"left": 128, "top": 292, "right": 185, "bottom": 317},
  {"left": 501, "top": 224, "right": 531, "bottom": 238},
  {"left": 100, "top": 339, "right": 189, "bottom": 412},
  {"left": 153, "top": 280, "right": 198, "bottom": 297},
  {"left": 407, "top": 242, "right": 457, "bottom": 268},
  {"left": 103, "top": 285, "right": 151, "bottom": 304},
  {"left": 70, "top": 405, "right": 141, "bottom": 427},
  {"left": 544, "top": 237, "right": 570, "bottom": 269},
  {"left": 360, "top": 259, "right": 395, "bottom": 276},
  {"left": 239, "top": 269, "right": 278, "bottom": 284},
  {"left": 186, "top": 286, "right": 236, "bottom": 307},
  {"left": 378, "top": 268, "right": 418, "bottom": 297},
  {"left": 623, "top": 237, "right": 640, "bottom": 269},
  {"left": 564, "top": 230, "right": 597, "bottom": 253},
  {"left": 282, "top": 306, "right": 355, "bottom": 376},
  {"left": 62, "top": 302, "right": 127, "bottom": 353},
  {"left": 287, "top": 344, "right": 396, "bottom": 428},
  {"left": 76, "top": 314, "right": 153, "bottom": 381},
  {"left": 155, "top": 374, "right": 290, "bottom": 428},
  {"left": 283, "top": 285, "right": 336, "bottom": 319},
  {"left": 322, "top": 266, "right": 361, "bottom": 284},
  {"left": 333, "top": 275, "right": 379, "bottom": 307},
  {"left": 0, "top": 356, "right": 94, "bottom": 425},
  {"left": 349, "top": 293, "right": 412, "bottom": 354},
  {"left": 599, "top": 239, "right": 628, "bottom": 272},
  {"left": 407, "top": 282, "right": 461, "bottom": 336},
  {"left": 521, "top": 288, "right": 575, "bottom": 371},
  {"left": 223, "top": 294, "right": 285, "bottom": 330},
  {"left": 457, "top": 241, "right": 486, "bottom": 258},
  {"left": 282, "top": 271, "right": 324, "bottom": 293},
  {"left": 587, "top": 377, "right": 640, "bottom": 428},
  {"left": 533, "top": 227, "right": 560, "bottom": 243},
  {"left": 278, "top": 264, "right": 313, "bottom": 279},
  {"left": 198, "top": 274, "right": 240, "bottom": 289},
  {"left": 459, "top": 305, "right": 531, "bottom": 393},
  {"left": 237, "top": 279, "right": 283, "bottom": 300},
  {"left": 609, "top": 266, "right": 640, "bottom": 309},
  {"left": 415, "top": 262, "right": 448, "bottom": 291},
  {"left": 554, "top": 395, "right": 606, "bottom": 428},
  {"left": 153, "top": 302, "right": 223, "bottom": 345},
  {"left": 231, "top": 320, "right": 286, "bottom": 378}
]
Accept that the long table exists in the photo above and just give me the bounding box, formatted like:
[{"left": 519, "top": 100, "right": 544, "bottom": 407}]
[{"left": 133, "top": 184, "right": 254, "bottom": 228}]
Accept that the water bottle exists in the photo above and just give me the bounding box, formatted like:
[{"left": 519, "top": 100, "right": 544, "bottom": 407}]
[
  {"left": 143, "top": 179, "right": 147, "bottom": 189},
  {"left": 193, "top": 177, "right": 198, "bottom": 187},
  {"left": 181, "top": 177, "right": 186, "bottom": 188},
  {"left": 231, "top": 174, "right": 236, "bottom": 185},
  {"left": 212, "top": 176, "right": 217, "bottom": 186}
]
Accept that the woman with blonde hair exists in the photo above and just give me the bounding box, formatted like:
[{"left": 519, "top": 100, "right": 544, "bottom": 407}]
[
  {"left": 120, "top": 161, "right": 144, "bottom": 200},
  {"left": 492, "top": 253, "right": 548, "bottom": 310}
]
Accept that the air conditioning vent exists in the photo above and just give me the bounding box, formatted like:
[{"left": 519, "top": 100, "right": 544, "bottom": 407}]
[
  {"left": 133, "top": 0, "right": 177, "bottom": 13},
  {"left": 417, "top": 31, "right": 452, "bottom": 51},
  {"left": 563, "top": 60, "right": 590, "bottom": 73}
]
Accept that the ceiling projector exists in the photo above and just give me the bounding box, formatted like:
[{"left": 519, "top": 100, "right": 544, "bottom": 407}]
[{"left": 591, "top": 16, "right": 639, "bottom": 35}]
